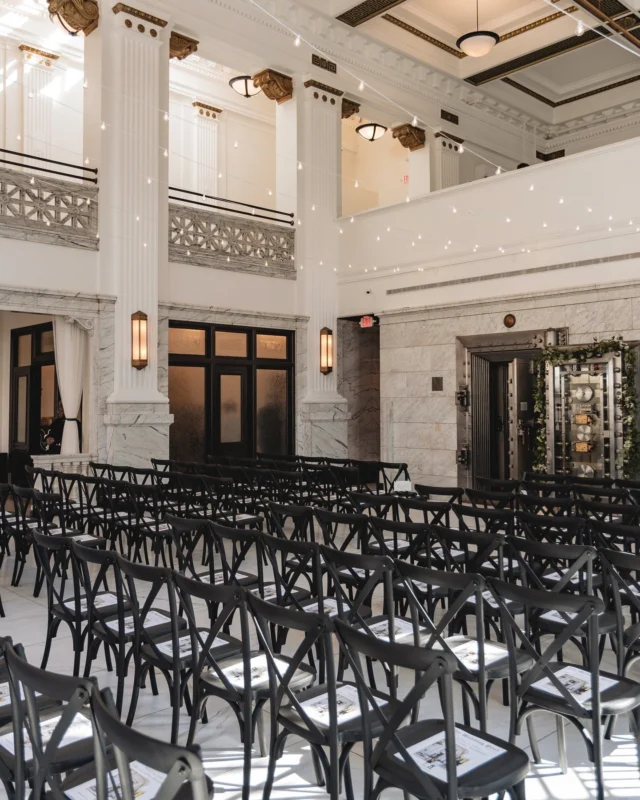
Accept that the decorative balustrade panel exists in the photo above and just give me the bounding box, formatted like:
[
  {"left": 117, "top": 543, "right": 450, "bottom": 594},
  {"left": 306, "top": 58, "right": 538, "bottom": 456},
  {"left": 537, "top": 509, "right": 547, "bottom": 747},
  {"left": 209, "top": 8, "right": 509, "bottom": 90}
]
[
  {"left": 169, "top": 202, "right": 296, "bottom": 280},
  {"left": 0, "top": 167, "right": 99, "bottom": 250}
]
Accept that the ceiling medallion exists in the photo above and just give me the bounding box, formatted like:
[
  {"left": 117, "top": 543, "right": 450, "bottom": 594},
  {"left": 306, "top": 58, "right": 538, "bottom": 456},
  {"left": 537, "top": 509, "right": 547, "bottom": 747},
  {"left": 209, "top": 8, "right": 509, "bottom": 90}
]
[
  {"left": 229, "top": 76, "right": 262, "bottom": 98},
  {"left": 356, "top": 122, "right": 387, "bottom": 142},
  {"left": 47, "top": 0, "right": 99, "bottom": 36},
  {"left": 456, "top": 0, "right": 499, "bottom": 57}
]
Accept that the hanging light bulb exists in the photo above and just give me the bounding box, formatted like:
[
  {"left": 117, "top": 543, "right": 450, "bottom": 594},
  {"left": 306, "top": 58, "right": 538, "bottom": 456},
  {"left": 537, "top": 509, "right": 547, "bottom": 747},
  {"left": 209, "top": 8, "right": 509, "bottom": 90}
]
[
  {"left": 576, "top": 19, "right": 586, "bottom": 36},
  {"left": 358, "top": 80, "right": 365, "bottom": 91},
  {"left": 456, "top": 0, "right": 499, "bottom": 57},
  {"left": 294, "top": 34, "right": 301, "bottom": 47},
  {"left": 412, "top": 116, "right": 418, "bottom": 126},
  {"left": 354, "top": 179, "right": 359, "bottom": 188}
]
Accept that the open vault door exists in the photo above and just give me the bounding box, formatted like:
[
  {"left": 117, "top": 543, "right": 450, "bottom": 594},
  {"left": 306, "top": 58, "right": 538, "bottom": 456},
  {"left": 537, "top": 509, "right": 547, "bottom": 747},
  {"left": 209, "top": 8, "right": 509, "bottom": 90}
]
[
  {"left": 508, "top": 358, "right": 533, "bottom": 480},
  {"left": 471, "top": 354, "right": 490, "bottom": 487}
]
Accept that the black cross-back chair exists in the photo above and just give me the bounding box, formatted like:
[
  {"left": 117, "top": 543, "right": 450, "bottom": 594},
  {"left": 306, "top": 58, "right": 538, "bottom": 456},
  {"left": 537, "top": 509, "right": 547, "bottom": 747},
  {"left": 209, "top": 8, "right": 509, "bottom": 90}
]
[
  {"left": 335, "top": 619, "right": 529, "bottom": 800},
  {"left": 519, "top": 479, "right": 573, "bottom": 499},
  {"left": 267, "top": 501, "right": 316, "bottom": 543},
  {"left": 258, "top": 532, "right": 317, "bottom": 613},
  {"left": 518, "top": 511, "right": 587, "bottom": 545},
  {"left": 0, "top": 483, "right": 14, "bottom": 573},
  {"left": 72, "top": 541, "right": 133, "bottom": 712},
  {"left": 398, "top": 496, "right": 452, "bottom": 528},
  {"left": 8, "top": 485, "right": 44, "bottom": 591},
  {"left": 601, "top": 547, "right": 640, "bottom": 677},
  {"left": 116, "top": 556, "right": 187, "bottom": 739},
  {"left": 33, "top": 532, "right": 103, "bottom": 677},
  {"left": 577, "top": 498, "right": 640, "bottom": 526},
  {"left": 414, "top": 483, "right": 465, "bottom": 504},
  {"left": 314, "top": 507, "right": 369, "bottom": 552},
  {"left": 517, "top": 493, "right": 575, "bottom": 517},
  {"left": 89, "top": 461, "right": 113, "bottom": 479},
  {"left": 375, "top": 461, "right": 410, "bottom": 495},
  {"left": 151, "top": 457, "right": 173, "bottom": 472},
  {"left": 25, "top": 466, "right": 58, "bottom": 493},
  {"left": 465, "top": 487, "right": 517, "bottom": 511},
  {"left": 209, "top": 521, "right": 262, "bottom": 592},
  {"left": 251, "top": 593, "right": 375, "bottom": 800},
  {"left": 616, "top": 478, "right": 640, "bottom": 504},
  {"left": 453, "top": 503, "right": 515, "bottom": 537},
  {"left": 572, "top": 475, "right": 615, "bottom": 489},
  {"left": 476, "top": 476, "right": 521, "bottom": 494},
  {"left": 346, "top": 491, "right": 401, "bottom": 522},
  {"left": 166, "top": 513, "right": 215, "bottom": 581},
  {"left": 366, "top": 516, "right": 426, "bottom": 560},
  {"left": 574, "top": 484, "right": 635, "bottom": 505},
  {"left": 490, "top": 578, "right": 640, "bottom": 799},
  {"left": 126, "top": 482, "right": 174, "bottom": 566},
  {"left": 65, "top": 685, "right": 213, "bottom": 800},
  {"left": 395, "top": 562, "right": 533, "bottom": 733},
  {"left": 523, "top": 471, "right": 571, "bottom": 484},
  {"left": 505, "top": 535, "right": 616, "bottom": 663},
  {"left": 0, "top": 641, "right": 96, "bottom": 800},
  {"left": 591, "top": 518, "right": 640, "bottom": 558}
]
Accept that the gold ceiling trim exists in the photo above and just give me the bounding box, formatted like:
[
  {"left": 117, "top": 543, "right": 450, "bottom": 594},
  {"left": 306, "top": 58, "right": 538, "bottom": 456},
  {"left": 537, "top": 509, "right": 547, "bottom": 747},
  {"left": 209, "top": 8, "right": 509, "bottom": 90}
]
[
  {"left": 193, "top": 102, "right": 222, "bottom": 117},
  {"left": 504, "top": 73, "right": 640, "bottom": 107},
  {"left": 342, "top": 98, "right": 360, "bottom": 119},
  {"left": 383, "top": 6, "right": 578, "bottom": 60},
  {"left": 303, "top": 80, "right": 344, "bottom": 96},
  {"left": 337, "top": 0, "right": 407, "bottom": 27},
  {"left": 47, "top": 0, "right": 99, "bottom": 36},
  {"left": 392, "top": 123, "right": 425, "bottom": 151},
  {"left": 112, "top": 3, "right": 167, "bottom": 27},
  {"left": 571, "top": 0, "right": 640, "bottom": 50},
  {"left": 253, "top": 69, "right": 294, "bottom": 103},
  {"left": 19, "top": 44, "right": 59, "bottom": 60},
  {"left": 170, "top": 32, "right": 199, "bottom": 60}
]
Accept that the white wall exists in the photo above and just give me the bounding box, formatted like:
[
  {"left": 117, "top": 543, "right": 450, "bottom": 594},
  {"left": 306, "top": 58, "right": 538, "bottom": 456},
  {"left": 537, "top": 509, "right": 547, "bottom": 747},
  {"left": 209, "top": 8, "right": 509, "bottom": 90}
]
[
  {"left": 0, "top": 238, "right": 98, "bottom": 295},
  {"left": 165, "top": 261, "right": 297, "bottom": 316},
  {"left": 338, "top": 137, "right": 640, "bottom": 316}
]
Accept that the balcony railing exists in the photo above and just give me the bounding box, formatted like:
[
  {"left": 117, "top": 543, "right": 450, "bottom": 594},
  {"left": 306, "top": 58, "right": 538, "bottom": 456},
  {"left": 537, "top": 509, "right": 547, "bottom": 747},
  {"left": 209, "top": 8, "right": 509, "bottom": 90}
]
[
  {"left": 0, "top": 150, "right": 99, "bottom": 250},
  {"left": 168, "top": 188, "right": 296, "bottom": 280}
]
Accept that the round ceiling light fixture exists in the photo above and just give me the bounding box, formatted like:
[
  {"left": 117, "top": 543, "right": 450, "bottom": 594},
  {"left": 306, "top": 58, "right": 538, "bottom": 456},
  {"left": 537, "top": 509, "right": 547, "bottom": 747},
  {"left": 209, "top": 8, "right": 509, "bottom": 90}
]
[
  {"left": 457, "top": 0, "right": 499, "bottom": 57},
  {"left": 229, "top": 76, "right": 262, "bottom": 98},
  {"left": 356, "top": 122, "right": 387, "bottom": 142}
]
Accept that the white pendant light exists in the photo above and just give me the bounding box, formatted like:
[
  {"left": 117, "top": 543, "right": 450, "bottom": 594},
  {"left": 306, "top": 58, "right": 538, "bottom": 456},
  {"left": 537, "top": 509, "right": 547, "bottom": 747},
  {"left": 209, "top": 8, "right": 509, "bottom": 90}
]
[
  {"left": 356, "top": 122, "right": 387, "bottom": 142},
  {"left": 229, "top": 76, "right": 262, "bottom": 98},
  {"left": 457, "top": 0, "right": 499, "bottom": 58}
]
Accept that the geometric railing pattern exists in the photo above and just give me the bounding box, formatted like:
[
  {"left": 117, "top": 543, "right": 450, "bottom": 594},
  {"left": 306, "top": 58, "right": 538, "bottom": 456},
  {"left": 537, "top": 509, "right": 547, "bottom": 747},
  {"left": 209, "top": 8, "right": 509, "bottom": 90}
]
[
  {"left": 0, "top": 167, "right": 99, "bottom": 251},
  {"left": 168, "top": 201, "right": 296, "bottom": 280}
]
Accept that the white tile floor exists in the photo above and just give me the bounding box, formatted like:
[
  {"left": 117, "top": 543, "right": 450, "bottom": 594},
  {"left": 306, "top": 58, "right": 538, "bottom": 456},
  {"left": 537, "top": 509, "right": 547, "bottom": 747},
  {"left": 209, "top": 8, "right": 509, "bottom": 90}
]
[{"left": 1, "top": 538, "right": 640, "bottom": 799}]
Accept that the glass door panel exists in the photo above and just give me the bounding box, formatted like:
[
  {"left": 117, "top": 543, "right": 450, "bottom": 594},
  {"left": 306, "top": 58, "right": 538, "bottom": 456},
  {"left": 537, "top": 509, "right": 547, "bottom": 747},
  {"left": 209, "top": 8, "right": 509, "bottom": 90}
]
[
  {"left": 214, "top": 367, "right": 251, "bottom": 457},
  {"left": 169, "top": 365, "right": 207, "bottom": 463},
  {"left": 256, "top": 369, "right": 288, "bottom": 455}
]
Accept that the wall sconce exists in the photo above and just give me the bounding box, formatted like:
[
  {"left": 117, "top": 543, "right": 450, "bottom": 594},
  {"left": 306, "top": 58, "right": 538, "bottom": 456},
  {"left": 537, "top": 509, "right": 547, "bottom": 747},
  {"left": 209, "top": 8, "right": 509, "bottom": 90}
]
[
  {"left": 131, "top": 311, "right": 148, "bottom": 369},
  {"left": 320, "top": 327, "right": 333, "bottom": 375}
]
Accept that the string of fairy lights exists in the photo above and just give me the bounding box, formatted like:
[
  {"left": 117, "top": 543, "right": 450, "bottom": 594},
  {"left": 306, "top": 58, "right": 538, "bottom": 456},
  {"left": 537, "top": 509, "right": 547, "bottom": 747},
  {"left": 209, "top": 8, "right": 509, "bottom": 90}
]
[{"left": 7, "top": 0, "right": 640, "bottom": 277}]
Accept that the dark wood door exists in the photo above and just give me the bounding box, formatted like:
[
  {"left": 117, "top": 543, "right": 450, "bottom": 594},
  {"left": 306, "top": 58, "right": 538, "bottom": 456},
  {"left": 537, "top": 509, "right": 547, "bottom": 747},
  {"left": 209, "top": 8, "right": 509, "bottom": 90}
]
[{"left": 213, "top": 366, "right": 252, "bottom": 458}]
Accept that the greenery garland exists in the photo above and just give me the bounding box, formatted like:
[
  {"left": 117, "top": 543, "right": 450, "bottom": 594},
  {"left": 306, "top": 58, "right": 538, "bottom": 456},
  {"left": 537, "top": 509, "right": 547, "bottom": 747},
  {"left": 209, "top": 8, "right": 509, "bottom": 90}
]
[{"left": 532, "top": 336, "right": 640, "bottom": 478}]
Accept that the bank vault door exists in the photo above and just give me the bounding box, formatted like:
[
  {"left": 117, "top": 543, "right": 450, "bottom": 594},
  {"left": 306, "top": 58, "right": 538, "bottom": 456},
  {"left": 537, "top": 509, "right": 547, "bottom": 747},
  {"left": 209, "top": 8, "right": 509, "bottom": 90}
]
[{"left": 471, "top": 353, "right": 535, "bottom": 485}]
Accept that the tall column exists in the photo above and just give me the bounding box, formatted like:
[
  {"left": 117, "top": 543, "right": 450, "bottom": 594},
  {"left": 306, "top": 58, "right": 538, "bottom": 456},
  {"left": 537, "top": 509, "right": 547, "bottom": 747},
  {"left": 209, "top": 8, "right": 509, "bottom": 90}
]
[
  {"left": 432, "top": 132, "right": 463, "bottom": 190},
  {"left": 270, "top": 75, "right": 349, "bottom": 457},
  {"left": 392, "top": 123, "right": 430, "bottom": 199},
  {"left": 85, "top": 3, "right": 174, "bottom": 465}
]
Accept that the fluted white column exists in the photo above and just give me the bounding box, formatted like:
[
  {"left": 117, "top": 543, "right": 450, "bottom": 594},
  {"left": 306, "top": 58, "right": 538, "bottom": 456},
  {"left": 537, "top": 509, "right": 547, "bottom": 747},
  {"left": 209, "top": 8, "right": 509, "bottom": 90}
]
[
  {"left": 21, "top": 49, "right": 54, "bottom": 163},
  {"left": 195, "top": 105, "right": 218, "bottom": 197},
  {"left": 85, "top": 3, "right": 173, "bottom": 465},
  {"left": 278, "top": 80, "right": 348, "bottom": 456}
]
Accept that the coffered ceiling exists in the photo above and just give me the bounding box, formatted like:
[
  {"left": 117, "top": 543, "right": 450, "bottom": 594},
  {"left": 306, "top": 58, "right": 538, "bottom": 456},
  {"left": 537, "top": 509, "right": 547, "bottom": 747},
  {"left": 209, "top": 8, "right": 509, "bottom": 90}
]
[{"left": 304, "top": 0, "right": 640, "bottom": 126}]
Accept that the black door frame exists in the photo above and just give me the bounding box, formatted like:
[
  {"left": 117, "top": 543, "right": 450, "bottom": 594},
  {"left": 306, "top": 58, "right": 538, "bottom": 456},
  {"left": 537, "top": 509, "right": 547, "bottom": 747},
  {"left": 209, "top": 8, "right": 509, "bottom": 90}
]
[{"left": 168, "top": 321, "right": 295, "bottom": 459}]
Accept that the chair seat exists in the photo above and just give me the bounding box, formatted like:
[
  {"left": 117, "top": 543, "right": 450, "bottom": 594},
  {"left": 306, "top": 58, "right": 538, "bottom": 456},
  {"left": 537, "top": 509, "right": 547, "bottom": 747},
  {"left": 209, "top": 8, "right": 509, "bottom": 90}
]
[
  {"left": 464, "top": 591, "right": 523, "bottom": 617},
  {"left": 355, "top": 614, "right": 428, "bottom": 645},
  {"left": 59, "top": 756, "right": 214, "bottom": 800},
  {"left": 141, "top": 629, "right": 241, "bottom": 667},
  {"left": 195, "top": 569, "right": 259, "bottom": 588},
  {"left": 0, "top": 707, "right": 94, "bottom": 777},
  {"left": 54, "top": 591, "right": 130, "bottom": 619},
  {"left": 376, "top": 719, "right": 529, "bottom": 799},
  {"left": 278, "top": 680, "right": 398, "bottom": 743},
  {"left": 540, "top": 568, "right": 603, "bottom": 589},
  {"left": 93, "top": 608, "right": 184, "bottom": 640},
  {"left": 537, "top": 608, "right": 617, "bottom": 635},
  {"left": 523, "top": 662, "right": 640, "bottom": 717},
  {"left": 441, "top": 635, "right": 533, "bottom": 680},
  {"left": 368, "top": 538, "right": 411, "bottom": 553},
  {"left": 250, "top": 583, "right": 310, "bottom": 605},
  {"left": 202, "top": 651, "right": 315, "bottom": 698}
]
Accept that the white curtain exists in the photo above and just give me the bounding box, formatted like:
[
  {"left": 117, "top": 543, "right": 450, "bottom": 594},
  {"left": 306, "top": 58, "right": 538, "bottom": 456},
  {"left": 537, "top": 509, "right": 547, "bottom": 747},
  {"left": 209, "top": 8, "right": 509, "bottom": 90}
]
[{"left": 53, "top": 316, "right": 87, "bottom": 454}]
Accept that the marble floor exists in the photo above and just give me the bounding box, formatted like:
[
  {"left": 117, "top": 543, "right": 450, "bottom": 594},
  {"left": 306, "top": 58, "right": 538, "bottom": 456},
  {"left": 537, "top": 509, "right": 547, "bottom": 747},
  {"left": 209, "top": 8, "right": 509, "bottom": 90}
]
[{"left": 1, "top": 542, "right": 640, "bottom": 799}]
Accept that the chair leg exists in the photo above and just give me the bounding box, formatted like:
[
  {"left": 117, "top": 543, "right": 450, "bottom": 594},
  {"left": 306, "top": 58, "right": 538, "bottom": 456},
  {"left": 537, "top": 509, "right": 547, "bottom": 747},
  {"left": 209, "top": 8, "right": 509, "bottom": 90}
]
[
  {"left": 557, "top": 715, "right": 568, "bottom": 773},
  {"left": 256, "top": 706, "right": 267, "bottom": 757},
  {"left": 592, "top": 711, "right": 605, "bottom": 800},
  {"left": 510, "top": 778, "right": 527, "bottom": 800},
  {"left": 526, "top": 715, "right": 542, "bottom": 764}
]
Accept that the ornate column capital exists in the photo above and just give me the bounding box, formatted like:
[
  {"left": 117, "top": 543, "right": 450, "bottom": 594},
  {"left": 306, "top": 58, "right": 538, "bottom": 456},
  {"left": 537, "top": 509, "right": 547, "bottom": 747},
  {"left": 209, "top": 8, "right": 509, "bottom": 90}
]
[
  {"left": 19, "top": 44, "right": 59, "bottom": 66},
  {"left": 341, "top": 98, "right": 360, "bottom": 119},
  {"left": 47, "top": 0, "right": 99, "bottom": 36},
  {"left": 63, "top": 316, "right": 95, "bottom": 334},
  {"left": 170, "top": 31, "right": 199, "bottom": 60},
  {"left": 252, "top": 69, "right": 293, "bottom": 104},
  {"left": 392, "top": 123, "right": 426, "bottom": 152}
]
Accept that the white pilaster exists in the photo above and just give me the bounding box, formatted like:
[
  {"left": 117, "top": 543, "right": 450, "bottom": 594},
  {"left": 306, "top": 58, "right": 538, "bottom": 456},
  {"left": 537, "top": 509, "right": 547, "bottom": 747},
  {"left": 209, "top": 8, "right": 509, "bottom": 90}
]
[
  {"left": 281, "top": 80, "right": 348, "bottom": 457},
  {"left": 195, "top": 106, "right": 218, "bottom": 197},
  {"left": 21, "top": 49, "right": 54, "bottom": 163},
  {"left": 85, "top": 3, "right": 173, "bottom": 464},
  {"left": 432, "top": 134, "right": 462, "bottom": 190},
  {"left": 408, "top": 145, "right": 431, "bottom": 199}
]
